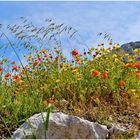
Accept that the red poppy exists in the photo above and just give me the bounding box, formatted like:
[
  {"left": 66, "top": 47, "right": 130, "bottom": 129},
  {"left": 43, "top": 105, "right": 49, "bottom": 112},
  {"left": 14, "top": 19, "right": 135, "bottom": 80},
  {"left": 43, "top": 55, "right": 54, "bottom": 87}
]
[
  {"left": 37, "top": 56, "right": 41, "bottom": 61},
  {"left": 71, "top": 49, "right": 78, "bottom": 56},
  {"left": 12, "top": 66, "right": 18, "bottom": 71},
  {"left": 76, "top": 58, "right": 80, "bottom": 63},
  {"left": 120, "top": 80, "right": 125, "bottom": 87},
  {"left": 125, "top": 63, "right": 133, "bottom": 68},
  {"left": 136, "top": 72, "right": 140, "bottom": 78},
  {"left": 44, "top": 53, "right": 48, "bottom": 58},
  {"left": 4, "top": 73, "right": 11, "bottom": 79},
  {"left": 13, "top": 75, "right": 19, "bottom": 81},
  {"left": 0, "top": 67, "right": 2, "bottom": 72},
  {"left": 102, "top": 72, "right": 108, "bottom": 79},
  {"left": 33, "top": 60, "right": 38, "bottom": 66},
  {"left": 133, "top": 62, "right": 139, "bottom": 69},
  {"left": 92, "top": 70, "right": 100, "bottom": 77}
]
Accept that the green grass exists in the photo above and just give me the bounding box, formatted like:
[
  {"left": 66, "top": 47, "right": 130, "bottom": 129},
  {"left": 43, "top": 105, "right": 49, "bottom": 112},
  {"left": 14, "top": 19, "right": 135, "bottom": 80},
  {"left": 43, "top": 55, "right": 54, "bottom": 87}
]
[{"left": 0, "top": 43, "right": 140, "bottom": 139}]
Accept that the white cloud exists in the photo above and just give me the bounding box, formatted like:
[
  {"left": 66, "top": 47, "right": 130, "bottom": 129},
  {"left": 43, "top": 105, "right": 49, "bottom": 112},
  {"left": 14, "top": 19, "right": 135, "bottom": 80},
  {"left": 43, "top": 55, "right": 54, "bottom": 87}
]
[{"left": 1, "top": 1, "right": 140, "bottom": 61}]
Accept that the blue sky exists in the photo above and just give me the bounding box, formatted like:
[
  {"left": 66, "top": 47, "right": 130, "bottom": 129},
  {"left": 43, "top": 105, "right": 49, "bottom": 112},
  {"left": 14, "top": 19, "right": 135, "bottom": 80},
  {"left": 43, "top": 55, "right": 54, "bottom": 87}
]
[{"left": 0, "top": 1, "right": 140, "bottom": 62}]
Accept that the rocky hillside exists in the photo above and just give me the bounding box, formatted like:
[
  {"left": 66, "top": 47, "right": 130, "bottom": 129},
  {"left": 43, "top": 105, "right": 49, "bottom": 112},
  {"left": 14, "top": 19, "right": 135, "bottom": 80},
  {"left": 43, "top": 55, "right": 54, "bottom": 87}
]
[{"left": 121, "top": 41, "right": 140, "bottom": 61}]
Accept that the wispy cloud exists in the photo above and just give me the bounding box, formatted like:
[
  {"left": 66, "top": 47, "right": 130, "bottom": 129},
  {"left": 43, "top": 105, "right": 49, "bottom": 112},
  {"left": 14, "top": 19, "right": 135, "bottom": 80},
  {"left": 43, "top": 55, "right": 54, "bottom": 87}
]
[{"left": 1, "top": 1, "right": 140, "bottom": 62}]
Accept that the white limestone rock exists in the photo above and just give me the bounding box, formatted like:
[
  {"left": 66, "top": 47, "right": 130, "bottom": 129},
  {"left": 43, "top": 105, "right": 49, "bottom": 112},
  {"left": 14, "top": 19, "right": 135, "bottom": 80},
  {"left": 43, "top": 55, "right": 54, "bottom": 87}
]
[
  {"left": 135, "top": 132, "right": 140, "bottom": 140},
  {"left": 12, "top": 112, "right": 108, "bottom": 139}
]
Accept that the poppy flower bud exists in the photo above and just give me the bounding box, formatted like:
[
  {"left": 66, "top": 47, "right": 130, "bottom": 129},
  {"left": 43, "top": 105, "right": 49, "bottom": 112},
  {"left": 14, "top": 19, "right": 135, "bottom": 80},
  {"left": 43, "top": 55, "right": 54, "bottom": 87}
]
[{"left": 71, "top": 49, "right": 78, "bottom": 56}]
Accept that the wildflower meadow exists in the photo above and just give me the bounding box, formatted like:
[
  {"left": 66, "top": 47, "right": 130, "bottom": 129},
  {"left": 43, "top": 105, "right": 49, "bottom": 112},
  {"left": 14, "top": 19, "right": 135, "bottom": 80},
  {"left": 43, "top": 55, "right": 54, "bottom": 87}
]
[{"left": 0, "top": 18, "right": 140, "bottom": 139}]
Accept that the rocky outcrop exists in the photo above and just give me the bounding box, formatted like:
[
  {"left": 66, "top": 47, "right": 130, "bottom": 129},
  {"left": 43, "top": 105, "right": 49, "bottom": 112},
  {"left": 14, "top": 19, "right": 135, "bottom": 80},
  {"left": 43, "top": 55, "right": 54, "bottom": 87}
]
[
  {"left": 12, "top": 112, "right": 109, "bottom": 139},
  {"left": 121, "top": 41, "right": 140, "bottom": 52},
  {"left": 121, "top": 41, "right": 140, "bottom": 61},
  {"left": 12, "top": 112, "right": 140, "bottom": 139}
]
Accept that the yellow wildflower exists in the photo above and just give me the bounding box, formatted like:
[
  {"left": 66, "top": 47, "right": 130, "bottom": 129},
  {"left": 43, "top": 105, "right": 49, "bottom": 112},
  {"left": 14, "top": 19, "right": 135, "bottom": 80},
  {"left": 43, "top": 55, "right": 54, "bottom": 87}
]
[
  {"left": 56, "top": 79, "right": 60, "bottom": 83},
  {"left": 72, "top": 68, "right": 78, "bottom": 74},
  {"left": 90, "top": 47, "right": 95, "bottom": 51},
  {"left": 125, "top": 53, "right": 129, "bottom": 57},
  {"left": 63, "top": 63, "right": 68, "bottom": 67},
  {"left": 77, "top": 74, "right": 82, "bottom": 81},
  {"left": 40, "top": 49, "right": 46, "bottom": 53},
  {"left": 132, "top": 55, "right": 137, "bottom": 59},
  {"left": 115, "top": 58, "right": 119, "bottom": 63},
  {"left": 130, "top": 89, "right": 136, "bottom": 92},
  {"left": 112, "top": 54, "right": 117, "bottom": 58},
  {"left": 133, "top": 49, "right": 139, "bottom": 53},
  {"left": 61, "top": 68, "right": 67, "bottom": 72}
]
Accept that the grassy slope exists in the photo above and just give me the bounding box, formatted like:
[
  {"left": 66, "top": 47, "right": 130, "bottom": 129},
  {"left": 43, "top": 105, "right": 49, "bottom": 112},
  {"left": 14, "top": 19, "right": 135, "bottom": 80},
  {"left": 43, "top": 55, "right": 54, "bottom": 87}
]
[{"left": 0, "top": 45, "right": 140, "bottom": 138}]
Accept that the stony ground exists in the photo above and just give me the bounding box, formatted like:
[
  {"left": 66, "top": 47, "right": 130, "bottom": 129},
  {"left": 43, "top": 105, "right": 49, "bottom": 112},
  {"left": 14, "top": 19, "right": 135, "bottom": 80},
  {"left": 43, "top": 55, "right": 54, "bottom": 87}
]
[
  {"left": 1, "top": 114, "right": 139, "bottom": 138},
  {"left": 1, "top": 100, "right": 140, "bottom": 139}
]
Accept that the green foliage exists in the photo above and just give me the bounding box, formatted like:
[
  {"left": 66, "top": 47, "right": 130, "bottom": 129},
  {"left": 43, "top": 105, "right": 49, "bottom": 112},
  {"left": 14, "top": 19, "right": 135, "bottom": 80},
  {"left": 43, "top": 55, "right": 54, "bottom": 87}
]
[{"left": 0, "top": 19, "right": 140, "bottom": 139}]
